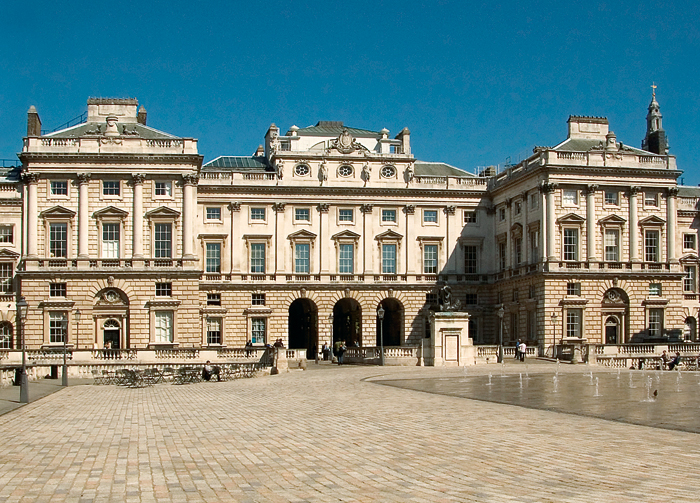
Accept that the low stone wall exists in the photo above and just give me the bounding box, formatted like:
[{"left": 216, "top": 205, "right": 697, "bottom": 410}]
[{"left": 0, "top": 348, "right": 308, "bottom": 387}]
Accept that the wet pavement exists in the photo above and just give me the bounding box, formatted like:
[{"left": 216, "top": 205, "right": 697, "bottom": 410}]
[{"left": 374, "top": 366, "right": 700, "bottom": 433}]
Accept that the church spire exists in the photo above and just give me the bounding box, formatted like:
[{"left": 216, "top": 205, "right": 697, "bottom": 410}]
[{"left": 642, "top": 84, "right": 668, "bottom": 154}]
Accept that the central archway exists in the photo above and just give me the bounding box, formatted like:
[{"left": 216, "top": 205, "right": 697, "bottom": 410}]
[
  {"left": 333, "top": 299, "right": 362, "bottom": 347},
  {"left": 288, "top": 298, "right": 318, "bottom": 359},
  {"left": 377, "top": 298, "right": 403, "bottom": 347}
]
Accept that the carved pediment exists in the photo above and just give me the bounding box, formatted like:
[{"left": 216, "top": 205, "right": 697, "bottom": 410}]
[
  {"left": 598, "top": 214, "right": 626, "bottom": 226},
  {"left": 288, "top": 229, "right": 317, "bottom": 240},
  {"left": 145, "top": 206, "right": 181, "bottom": 219},
  {"left": 375, "top": 230, "right": 403, "bottom": 241},
  {"left": 39, "top": 206, "right": 76, "bottom": 218},
  {"left": 639, "top": 215, "right": 665, "bottom": 226},
  {"left": 0, "top": 248, "right": 20, "bottom": 259},
  {"left": 557, "top": 213, "right": 586, "bottom": 224},
  {"left": 331, "top": 230, "right": 361, "bottom": 240},
  {"left": 93, "top": 206, "right": 129, "bottom": 219}
]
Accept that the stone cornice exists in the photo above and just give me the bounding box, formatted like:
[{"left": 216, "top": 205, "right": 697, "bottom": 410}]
[
  {"left": 195, "top": 185, "right": 487, "bottom": 199},
  {"left": 19, "top": 152, "right": 204, "bottom": 166}
]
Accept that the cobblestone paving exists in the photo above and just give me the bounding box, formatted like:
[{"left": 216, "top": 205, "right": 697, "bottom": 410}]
[{"left": 0, "top": 364, "right": 698, "bottom": 502}]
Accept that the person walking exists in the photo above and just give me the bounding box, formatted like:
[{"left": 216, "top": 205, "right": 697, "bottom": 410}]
[
  {"left": 514, "top": 339, "right": 521, "bottom": 360},
  {"left": 519, "top": 340, "right": 527, "bottom": 362},
  {"left": 337, "top": 340, "right": 347, "bottom": 365}
]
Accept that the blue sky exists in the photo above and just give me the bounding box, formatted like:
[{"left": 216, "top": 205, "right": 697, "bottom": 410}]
[{"left": 2, "top": 0, "right": 698, "bottom": 183}]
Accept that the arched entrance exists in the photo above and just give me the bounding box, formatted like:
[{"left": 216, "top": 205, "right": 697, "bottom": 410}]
[
  {"left": 605, "top": 316, "right": 620, "bottom": 344},
  {"left": 103, "top": 319, "right": 121, "bottom": 349},
  {"left": 94, "top": 288, "right": 129, "bottom": 348},
  {"left": 685, "top": 317, "right": 697, "bottom": 341},
  {"left": 333, "top": 299, "right": 362, "bottom": 347},
  {"left": 288, "top": 298, "right": 318, "bottom": 359},
  {"left": 602, "top": 288, "right": 629, "bottom": 344},
  {"left": 377, "top": 298, "right": 403, "bottom": 347}
]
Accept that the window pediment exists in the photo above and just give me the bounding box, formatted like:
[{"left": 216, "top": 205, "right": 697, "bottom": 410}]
[
  {"left": 639, "top": 215, "right": 665, "bottom": 226},
  {"left": 331, "top": 230, "right": 361, "bottom": 241},
  {"left": 599, "top": 214, "right": 626, "bottom": 226},
  {"left": 145, "top": 206, "right": 181, "bottom": 219},
  {"left": 93, "top": 206, "right": 129, "bottom": 220},
  {"left": 557, "top": 213, "right": 585, "bottom": 225},
  {"left": 288, "top": 229, "right": 317, "bottom": 241},
  {"left": 417, "top": 235, "right": 445, "bottom": 242},
  {"left": 375, "top": 230, "right": 403, "bottom": 242},
  {"left": 0, "top": 248, "right": 20, "bottom": 259},
  {"left": 40, "top": 206, "right": 76, "bottom": 219}
]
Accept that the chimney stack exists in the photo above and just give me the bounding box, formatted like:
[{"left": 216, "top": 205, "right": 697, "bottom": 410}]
[
  {"left": 137, "top": 105, "right": 147, "bottom": 125},
  {"left": 27, "top": 106, "right": 42, "bottom": 137}
]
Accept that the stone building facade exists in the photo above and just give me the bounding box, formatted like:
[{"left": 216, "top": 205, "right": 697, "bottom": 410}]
[{"left": 6, "top": 93, "right": 699, "bottom": 357}]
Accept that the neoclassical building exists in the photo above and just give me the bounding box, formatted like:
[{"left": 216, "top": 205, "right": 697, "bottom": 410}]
[{"left": 6, "top": 93, "right": 699, "bottom": 358}]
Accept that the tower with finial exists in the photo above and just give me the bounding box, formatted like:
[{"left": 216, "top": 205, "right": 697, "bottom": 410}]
[{"left": 642, "top": 83, "right": 669, "bottom": 154}]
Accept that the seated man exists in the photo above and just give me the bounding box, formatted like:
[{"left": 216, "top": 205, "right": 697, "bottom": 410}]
[
  {"left": 202, "top": 360, "right": 214, "bottom": 381},
  {"left": 668, "top": 352, "right": 682, "bottom": 371}
]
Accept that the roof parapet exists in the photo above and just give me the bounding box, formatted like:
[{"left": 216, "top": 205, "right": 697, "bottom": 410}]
[{"left": 567, "top": 115, "right": 609, "bottom": 140}]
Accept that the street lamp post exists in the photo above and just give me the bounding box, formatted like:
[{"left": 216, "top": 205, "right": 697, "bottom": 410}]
[
  {"left": 62, "top": 315, "right": 68, "bottom": 387},
  {"left": 551, "top": 311, "right": 558, "bottom": 359},
  {"left": 17, "top": 296, "right": 28, "bottom": 404},
  {"left": 328, "top": 312, "right": 334, "bottom": 361},
  {"left": 377, "top": 305, "right": 385, "bottom": 366},
  {"left": 497, "top": 306, "right": 505, "bottom": 363}
]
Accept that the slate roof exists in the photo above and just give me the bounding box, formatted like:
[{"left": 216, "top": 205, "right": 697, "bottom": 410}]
[
  {"left": 44, "top": 122, "right": 179, "bottom": 140},
  {"left": 293, "top": 122, "right": 379, "bottom": 138},
  {"left": 0, "top": 167, "right": 20, "bottom": 183},
  {"left": 203, "top": 156, "right": 272, "bottom": 171},
  {"left": 677, "top": 186, "right": 700, "bottom": 198},
  {"left": 553, "top": 137, "right": 649, "bottom": 155},
  {"left": 414, "top": 161, "right": 474, "bottom": 177}
]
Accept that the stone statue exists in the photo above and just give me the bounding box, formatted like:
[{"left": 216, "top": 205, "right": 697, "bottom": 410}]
[{"left": 438, "top": 285, "right": 461, "bottom": 312}]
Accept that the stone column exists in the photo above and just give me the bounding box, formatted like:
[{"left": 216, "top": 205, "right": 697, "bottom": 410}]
[
  {"left": 521, "top": 192, "right": 529, "bottom": 265},
  {"left": 23, "top": 173, "right": 40, "bottom": 258},
  {"left": 667, "top": 187, "right": 678, "bottom": 263},
  {"left": 77, "top": 173, "right": 91, "bottom": 259},
  {"left": 403, "top": 205, "right": 415, "bottom": 275},
  {"left": 272, "top": 203, "right": 286, "bottom": 274},
  {"left": 444, "top": 206, "right": 455, "bottom": 272},
  {"left": 584, "top": 185, "right": 598, "bottom": 262},
  {"left": 131, "top": 174, "right": 145, "bottom": 258},
  {"left": 229, "top": 202, "right": 240, "bottom": 273},
  {"left": 629, "top": 187, "right": 640, "bottom": 262},
  {"left": 505, "top": 199, "right": 512, "bottom": 269},
  {"left": 182, "top": 174, "right": 199, "bottom": 259},
  {"left": 542, "top": 183, "right": 557, "bottom": 262},
  {"left": 317, "top": 203, "right": 329, "bottom": 274},
  {"left": 360, "top": 204, "right": 374, "bottom": 274}
]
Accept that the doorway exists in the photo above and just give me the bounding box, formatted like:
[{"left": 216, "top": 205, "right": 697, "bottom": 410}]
[
  {"left": 376, "top": 298, "right": 404, "bottom": 347},
  {"left": 605, "top": 316, "right": 619, "bottom": 344},
  {"left": 103, "top": 319, "right": 121, "bottom": 349},
  {"left": 333, "top": 299, "right": 362, "bottom": 347},
  {"left": 288, "top": 298, "right": 318, "bottom": 359}
]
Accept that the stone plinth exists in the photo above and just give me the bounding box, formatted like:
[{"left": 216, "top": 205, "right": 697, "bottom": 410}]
[{"left": 425, "top": 311, "right": 474, "bottom": 366}]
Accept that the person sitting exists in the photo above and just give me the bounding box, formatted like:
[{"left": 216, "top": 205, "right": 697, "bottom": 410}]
[
  {"left": 202, "top": 360, "right": 214, "bottom": 381},
  {"left": 668, "top": 352, "right": 682, "bottom": 371}
]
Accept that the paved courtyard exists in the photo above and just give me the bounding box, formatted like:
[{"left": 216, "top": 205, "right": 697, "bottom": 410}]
[{"left": 0, "top": 363, "right": 699, "bottom": 502}]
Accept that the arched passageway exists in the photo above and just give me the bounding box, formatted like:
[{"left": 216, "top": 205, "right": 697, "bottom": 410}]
[
  {"left": 685, "top": 317, "right": 697, "bottom": 342},
  {"left": 333, "top": 299, "right": 362, "bottom": 347},
  {"left": 288, "top": 298, "right": 318, "bottom": 359},
  {"left": 376, "top": 298, "right": 403, "bottom": 347}
]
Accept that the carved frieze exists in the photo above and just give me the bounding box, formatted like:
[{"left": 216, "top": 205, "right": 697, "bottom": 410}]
[{"left": 272, "top": 203, "right": 286, "bottom": 213}]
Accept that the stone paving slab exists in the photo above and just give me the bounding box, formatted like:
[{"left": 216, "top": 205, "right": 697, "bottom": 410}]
[{"left": 0, "top": 363, "right": 698, "bottom": 502}]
